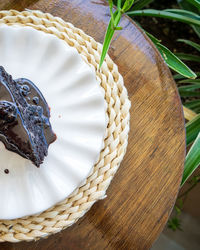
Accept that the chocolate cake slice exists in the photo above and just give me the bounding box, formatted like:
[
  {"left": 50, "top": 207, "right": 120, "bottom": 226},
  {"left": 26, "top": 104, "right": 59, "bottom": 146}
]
[{"left": 0, "top": 66, "right": 56, "bottom": 167}]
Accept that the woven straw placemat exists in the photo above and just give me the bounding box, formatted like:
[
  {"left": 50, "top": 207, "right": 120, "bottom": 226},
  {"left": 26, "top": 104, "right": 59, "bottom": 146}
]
[{"left": 0, "top": 10, "right": 131, "bottom": 242}]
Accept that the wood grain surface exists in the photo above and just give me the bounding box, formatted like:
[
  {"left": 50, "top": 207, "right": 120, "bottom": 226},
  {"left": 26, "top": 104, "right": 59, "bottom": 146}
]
[{"left": 0, "top": 0, "right": 185, "bottom": 249}]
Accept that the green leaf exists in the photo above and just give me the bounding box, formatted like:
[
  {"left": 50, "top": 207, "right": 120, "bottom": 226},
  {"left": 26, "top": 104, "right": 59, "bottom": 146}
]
[
  {"left": 177, "top": 199, "right": 184, "bottom": 210},
  {"left": 178, "top": 0, "right": 200, "bottom": 13},
  {"left": 109, "top": 0, "right": 115, "bottom": 25},
  {"left": 168, "top": 217, "right": 182, "bottom": 231},
  {"left": 177, "top": 39, "right": 200, "bottom": 52},
  {"left": 122, "top": 0, "right": 135, "bottom": 12},
  {"left": 179, "top": 89, "right": 200, "bottom": 97},
  {"left": 178, "top": 78, "right": 200, "bottom": 84},
  {"left": 175, "top": 53, "right": 200, "bottom": 62},
  {"left": 186, "top": 114, "right": 200, "bottom": 145},
  {"left": 165, "top": 9, "right": 200, "bottom": 20},
  {"left": 183, "top": 72, "right": 200, "bottom": 79},
  {"left": 168, "top": 5, "right": 200, "bottom": 37},
  {"left": 99, "top": 21, "right": 115, "bottom": 68},
  {"left": 173, "top": 73, "right": 200, "bottom": 80},
  {"left": 99, "top": 10, "right": 121, "bottom": 68},
  {"left": 117, "top": 0, "right": 122, "bottom": 9},
  {"left": 185, "top": 0, "right": 200, "bottom": 9},
  {"left": 191, "top": 25, "right": 200, "bottom": 38},
  {"left": 146, "top": 32, "right": 161, "bottom": 43},
  {"left": 175, "top": 205, "right": 181, "bottom": 214},
  {"left": 178, "top": 84, "right": 200, "bottom": 97},
  {"left": 130, "top": 0, "right": 154, "bottom": 11},
  {"left": 178, "top": 84, "right": 200, "bottom": 91},
  {"left": 174, "top": 74, "right": 186, "bottom": 80},
  {"left": 182, "top": 132, "right": 200, "bottom": 186},
  {"left": 127, "top": 9, "right": 200, "bottom": 26},
  {"left": 100, "top": 0, "right": 136, "bottom": 68},
  {"left": 185, "top": 100, "right": 200, "bottom": 113},
  {"left": 146, "top": 33, "right": 197, "bottom": 79},
  {"left": 109, "top": 0, "right": 114, "bottom": 8}
]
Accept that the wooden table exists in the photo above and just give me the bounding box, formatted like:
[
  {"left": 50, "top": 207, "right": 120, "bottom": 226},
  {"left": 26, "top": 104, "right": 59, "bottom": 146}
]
[{"left": 0, "top": 0, "right": 185, "bottom": 249}]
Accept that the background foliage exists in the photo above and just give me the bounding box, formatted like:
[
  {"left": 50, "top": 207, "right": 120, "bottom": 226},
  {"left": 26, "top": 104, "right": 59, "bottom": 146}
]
[{"left": 101, "top": 0, "right": 200, "bottom": 231}]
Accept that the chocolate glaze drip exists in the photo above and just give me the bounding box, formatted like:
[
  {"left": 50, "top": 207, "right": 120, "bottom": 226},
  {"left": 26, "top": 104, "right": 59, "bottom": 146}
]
[{"left": 0, "top": 66, "right": 56, "bottom": 167}]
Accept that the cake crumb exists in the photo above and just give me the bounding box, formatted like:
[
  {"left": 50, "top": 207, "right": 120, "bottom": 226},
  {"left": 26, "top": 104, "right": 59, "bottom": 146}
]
[{"left": 4, "top": 169, "right": 9, "bottom": 174}]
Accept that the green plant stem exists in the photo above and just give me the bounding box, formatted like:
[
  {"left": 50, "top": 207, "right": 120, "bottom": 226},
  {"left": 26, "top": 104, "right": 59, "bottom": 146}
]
[
  {"left": 99, "top": 9, "right": 121, "bottom": 68},
  {"left": 117, "top": 0, "right": 122, "bottom": 9},
  {"left": 100, "top": 0, "right": 136, "bottom": 67}
]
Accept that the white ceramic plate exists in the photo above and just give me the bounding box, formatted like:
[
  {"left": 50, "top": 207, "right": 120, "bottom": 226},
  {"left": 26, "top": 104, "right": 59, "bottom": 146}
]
[{"left": 0, "top": 25, "right": 106, "bottom": 220}]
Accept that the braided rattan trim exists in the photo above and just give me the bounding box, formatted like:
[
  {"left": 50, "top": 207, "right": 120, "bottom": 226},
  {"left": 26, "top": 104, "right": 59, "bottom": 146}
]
[{"left": 0, "top": 10, "right": 131, "bottom": 242}]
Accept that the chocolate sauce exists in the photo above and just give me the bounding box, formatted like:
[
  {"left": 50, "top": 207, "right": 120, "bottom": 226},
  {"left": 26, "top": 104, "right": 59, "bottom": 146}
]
[{"left": 0, "top": 66, "right": 56, "bottom": 167}]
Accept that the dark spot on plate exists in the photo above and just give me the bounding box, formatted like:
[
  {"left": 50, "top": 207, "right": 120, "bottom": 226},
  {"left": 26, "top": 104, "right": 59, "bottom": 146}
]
[{"left": 4, "top": 169, "right": 9, "bottom": 174}]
